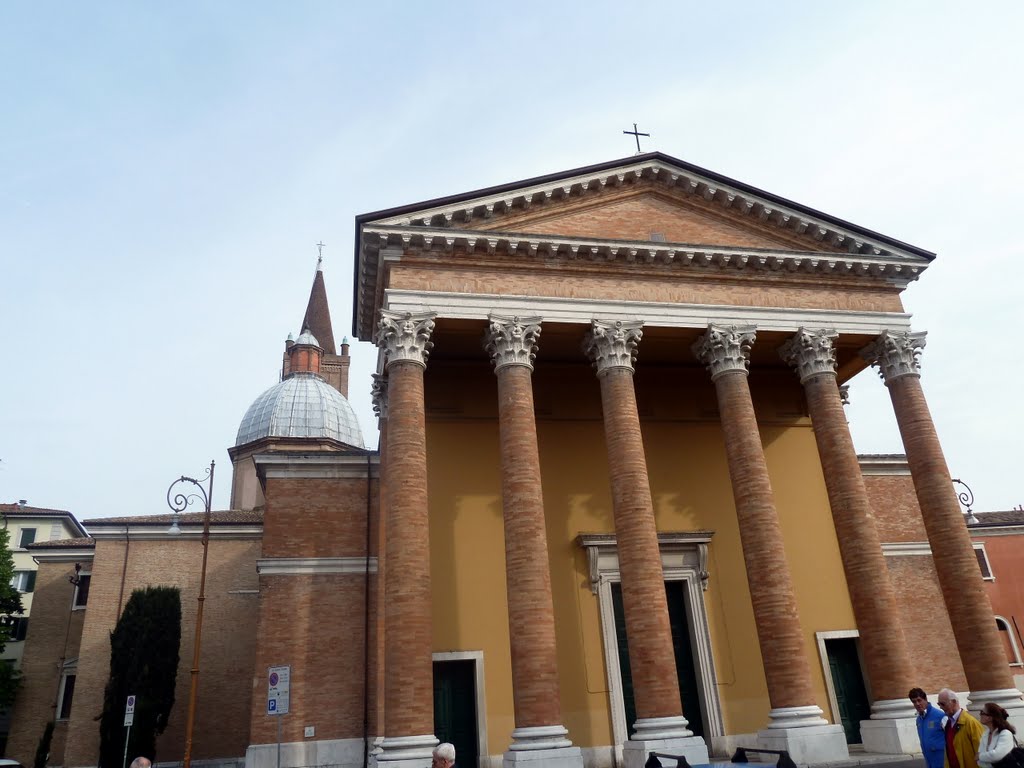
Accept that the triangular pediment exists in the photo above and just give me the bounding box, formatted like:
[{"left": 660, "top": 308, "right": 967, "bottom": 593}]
[
  {"left": 354, "top": 152, "right": 935, "bottom": 339},
  {"left": 359, "top": 152, "right": 933, "bottom": 260},
  {"left": 481, "top": 190, "right": 812, "bottom": 251}
]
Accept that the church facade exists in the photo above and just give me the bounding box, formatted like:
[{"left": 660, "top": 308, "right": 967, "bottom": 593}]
[{"left": 8, "top": 152, "right": 1022, "bottom": 768}]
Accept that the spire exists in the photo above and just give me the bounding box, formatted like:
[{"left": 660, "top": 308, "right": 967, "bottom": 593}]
[{"left": 301, "top": 247, "right": 337, "bottom": 355}]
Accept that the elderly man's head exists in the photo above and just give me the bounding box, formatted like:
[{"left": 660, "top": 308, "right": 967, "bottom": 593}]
[
  {"left": 937, "top": 688, "right": 960, "bottom": 715},
  {"left": 129, "top": 759, "right": 152, "bottom": 768},
  {"left": 432, "top": 742, "right": 456, "bottom": 768}
]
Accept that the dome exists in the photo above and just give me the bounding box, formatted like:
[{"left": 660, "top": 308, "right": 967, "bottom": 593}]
[
  {"left": 294, "top": 330, "right": 320, "bottom": 347},
  {"left": 235, "top": 372, "right": 364, "bottom": 448}
]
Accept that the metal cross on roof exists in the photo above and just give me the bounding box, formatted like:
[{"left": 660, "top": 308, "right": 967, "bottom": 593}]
[
  {"left": 316, "top": 241, "right": 326, "bottom": 258},
  {"left": 623, "top": 123, "right": 650, "bottom": 153}
]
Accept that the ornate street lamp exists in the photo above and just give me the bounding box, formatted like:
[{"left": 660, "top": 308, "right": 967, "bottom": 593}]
[
  {"left": 952, "top": 477, "right": 980, "bottom": 525},
  {"left": 166, "top": 460, "right": 214, "bottom": 768}
]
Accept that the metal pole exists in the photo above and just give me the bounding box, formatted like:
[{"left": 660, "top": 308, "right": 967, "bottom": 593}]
[
  {"left": 122, "top": 722, "right": 132, "bottom": 768},
  {"left": 277, "top": 715, "right": 282, "bottom": 768},
  {"left": 170, "top": 460, "right": 214, "bottom": 768}
]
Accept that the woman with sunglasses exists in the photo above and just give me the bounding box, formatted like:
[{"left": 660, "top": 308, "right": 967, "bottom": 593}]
[{"left": 978, "top": 702, "right": 1017, "bottom": 768}]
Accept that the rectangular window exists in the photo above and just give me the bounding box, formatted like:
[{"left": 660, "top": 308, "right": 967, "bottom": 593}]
[
  {"left": 975, "top": 545, "right": 994, "bottom": 580},
  {"left": 49, "top": 523, "right": 62, "bottom": 540},
  {"left": 18, "top": 528, "right": 36, "bottom": 548},
  {"left": 1, "top": 617, "right": 29, "bottom": 642},
  {"left": 74, "top": 574, "right": 91, "bottom": 608},
  {"left": 10, "top": 571, "right": 36, "bottom": 593},
  {"left": 58, "top": 674, "right": 76, "bottom": 720}
]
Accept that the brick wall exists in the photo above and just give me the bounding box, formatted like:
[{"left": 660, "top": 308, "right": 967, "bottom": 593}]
[
  {"left": 7, "top": 559, "right": 90, "bottom": 766},
  {"left": 865, "top": 474, "right": 929, "bottom": 542},
  {"left": 885, "top": 555, "right": 967, "bottom": 691},
  {"left": 62, "top": 535, "right": 260, "bottom": 766},
  {"left": 250, "top": 474, "right": 377, "bottom": 745}
]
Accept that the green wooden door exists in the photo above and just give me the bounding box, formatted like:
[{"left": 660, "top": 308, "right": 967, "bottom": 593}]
[
  {"left": 611, "top": 581, "right": 705, "bottom": 738},
  {"left": 434, "top": 659, "right": 479, "bottom": 767},
  {"left": 825, "top": 638, "right": 871, "bottom": 744}
]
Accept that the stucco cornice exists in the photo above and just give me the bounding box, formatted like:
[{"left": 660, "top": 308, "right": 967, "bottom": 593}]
[{"left": 355, "top": 226, "right": 927, "bottom": 340}]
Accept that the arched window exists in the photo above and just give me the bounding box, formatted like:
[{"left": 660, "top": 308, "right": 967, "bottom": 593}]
[{"left": 994, "top": 616, "right": 1022, "bottom": 666}]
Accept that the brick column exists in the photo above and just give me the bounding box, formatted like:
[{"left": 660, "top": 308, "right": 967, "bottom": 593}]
[
  {"left": 694, "top": 324, "right": 847, "bottom": 762},
  {"left": 781, "top": 329, "right": 918, "bottom": 753},
  {"left": 376, "top": 311, "right": 438, "bottom": 766},
  {"left": 583, "top": 319, "right": 708, "bottom": 768},
  {"left": 484, "top": 315, "right": 583, "bottom": 768},
  {"left": 370, "top": 373, "right": 389, "bottom": 752},
  {"left": 863, "top": 331, "right": 1024, "bottom": 721}
]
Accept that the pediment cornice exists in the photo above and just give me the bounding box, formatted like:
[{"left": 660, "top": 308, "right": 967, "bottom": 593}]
[{"left": 354, "top": 152, "right": 935, "bottom": 340}]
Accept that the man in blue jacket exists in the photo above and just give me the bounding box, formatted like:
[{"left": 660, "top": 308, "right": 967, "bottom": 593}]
[{"left": 911, "top": 687, "right": 946, "bottom": 768}]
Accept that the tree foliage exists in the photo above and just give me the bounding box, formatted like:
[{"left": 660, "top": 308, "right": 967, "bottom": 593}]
[
  {"left": 0, "top": 524, "right": 25, "bottom": 708},
  {"left": 98, "top": 586, "right": 181, "bottom": 767}
]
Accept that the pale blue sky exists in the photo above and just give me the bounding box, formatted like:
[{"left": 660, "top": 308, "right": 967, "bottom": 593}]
[{"left": 2, "top": 2, "right": 1022, "bottom": 519}]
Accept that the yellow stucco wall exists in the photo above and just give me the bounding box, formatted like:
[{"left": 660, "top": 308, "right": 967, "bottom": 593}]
[{"left": 424, "top": 359, "right": 856, "bottom": 752}]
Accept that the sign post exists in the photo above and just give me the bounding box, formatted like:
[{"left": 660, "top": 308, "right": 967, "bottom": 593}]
[
  {"left": 267, "top": 666, "right": 290, "bottom": 768},
  {"left": 122, "top": 694, "right": 136, "bottom": 768}
]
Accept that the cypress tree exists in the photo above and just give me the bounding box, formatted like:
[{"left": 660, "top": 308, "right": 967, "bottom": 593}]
[{"left": 98, "top": 586, "right": 181, "bottom": 767}]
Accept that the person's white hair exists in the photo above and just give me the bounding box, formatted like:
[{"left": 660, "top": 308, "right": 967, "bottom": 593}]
[
  {"left": 433, "top": 742, "right": 456, "bottom": 761},
  {"left": 129, "top": 759, "right": 152, "bottom": 768},
  {"left": 939, "top": 688, "right": 958, "bottom": 703}
]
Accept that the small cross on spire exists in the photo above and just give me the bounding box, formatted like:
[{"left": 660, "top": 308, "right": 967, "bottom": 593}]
[
  {"left": 622, "top": 122, "right": 650, "bottom": 154},
  {"left": 315, "top": 241, "right": 326, "bottom": 270}
]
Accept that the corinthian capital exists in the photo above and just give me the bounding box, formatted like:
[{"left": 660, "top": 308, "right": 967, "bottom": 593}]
[
  {"left": 692, "top": 324, "right": 756, "bottom": 380},
  {"left": 861, "top": 330, "right": 927, "bottom": 384},
  {"left": 484, "top": 315, "right": 542, "bottom": 372},
  {"left": 582, "top": 319, "right": 643, "bottom": 376},
  {"left": 377, "top": 310, "right": 436, "bottom": 370},
  {"left": 371, "top": 373, "right": 388, "bottom": 421},
  {"left": 779, "top": 328, "right": 839, "bottom": 384}
]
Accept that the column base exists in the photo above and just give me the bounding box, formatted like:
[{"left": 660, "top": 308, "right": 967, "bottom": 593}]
[
  {"left": 373, "top": 734, "right": 438, "bottom": 768},
  {"left": 859, "top": 717, "right": 919, "bottom": 754},
  {"left": 504, "top": 746, "right": 583, "bottom": 768},
  {"left": 756, "top": 724, "right": 849, "bottom": 764},
  {"left": 504, "top": 725, "right": 583, "bottom": 768},
  {"left": 245, "top": 737, "right": 364, "bottom": 768},
  {"left": 968, "top": 688, "right": 1024, "bottom": 732},
  {"left": 622, "top": 718, "right": 709, "bottom": 768}
]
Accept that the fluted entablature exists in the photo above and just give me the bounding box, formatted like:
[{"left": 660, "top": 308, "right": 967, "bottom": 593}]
[
  {"left": 484, "top": 315, "right": 542, "bottom": 372},
  {"left": 861, "top": 330, "right": 927, "bottom": 384},
  {"left": 779, "top": 329, "right": 839, "bottom": 383},
  {"left": 377, "top": 310, "right": 436, "bottom": 369},
  {"left": 692, "top": 325, "right": 756, "bottom": 380},
  {"left": 582, "top": 319, "right": 643, "bottom": 376}
]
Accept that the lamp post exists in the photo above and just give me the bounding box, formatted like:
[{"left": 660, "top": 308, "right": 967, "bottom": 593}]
[
  {"left": 952, "top": 477, "right": 979, "bottom": 525},
  {"left": 166, "top": 460, "right": 214, "bottom": 768}
]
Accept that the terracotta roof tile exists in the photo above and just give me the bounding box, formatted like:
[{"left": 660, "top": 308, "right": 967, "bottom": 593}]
[
  {"left": 84, "top": 509, "right": 263, "bottom": 526},
  {"left": 27, "top": 537, "right": 95, "bottom": 549}
]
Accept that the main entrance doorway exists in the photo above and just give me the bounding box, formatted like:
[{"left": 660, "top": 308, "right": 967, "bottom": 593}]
[
  {"left": 434, "top": 658, "right": 480, "bottom": 767},
  {"left": 823, "top": 637, "right": 871, "bottom": 744},
  {"left": 611, "top": 581, "right": 705, "bottom": 737}
]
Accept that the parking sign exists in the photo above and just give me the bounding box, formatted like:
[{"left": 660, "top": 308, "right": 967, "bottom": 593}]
[{"left": 267, "top": 665, "right": 290, "bottom": 716}]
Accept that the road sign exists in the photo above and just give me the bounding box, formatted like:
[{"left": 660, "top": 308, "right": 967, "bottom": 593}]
[
  {"left": 124, "top": 694, "right": 136, "bottom": 727},
  {"left": 267, "top": 665, "right": 290, "bottom": 716}
]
